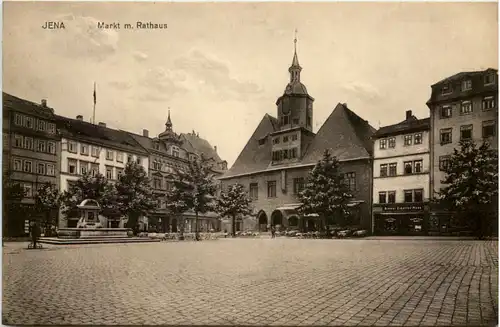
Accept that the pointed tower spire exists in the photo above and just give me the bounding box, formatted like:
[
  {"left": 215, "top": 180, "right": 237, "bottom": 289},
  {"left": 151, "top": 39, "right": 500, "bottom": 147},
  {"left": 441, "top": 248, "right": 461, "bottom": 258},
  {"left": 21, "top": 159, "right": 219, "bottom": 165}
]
[
  {"left": 166, "top": 108, "right": 172, "bottom": 131},
  {"left": 289, "top": 29, "right": 302, "bottom": 83}
]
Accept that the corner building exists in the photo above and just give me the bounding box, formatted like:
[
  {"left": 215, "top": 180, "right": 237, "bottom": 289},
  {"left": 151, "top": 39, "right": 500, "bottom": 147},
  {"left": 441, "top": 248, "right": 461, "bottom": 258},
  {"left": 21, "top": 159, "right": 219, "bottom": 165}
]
[{"left": 219, "top": 41, "right": 375, "bottom": 233}]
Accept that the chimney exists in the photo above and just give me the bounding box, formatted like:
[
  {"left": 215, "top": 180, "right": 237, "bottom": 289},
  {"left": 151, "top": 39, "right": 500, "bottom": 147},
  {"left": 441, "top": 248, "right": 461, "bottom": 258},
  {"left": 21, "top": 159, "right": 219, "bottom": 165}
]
[
  {"left": 143, "top": 129, "right": 149, "bottom": 137},
  {"left": 41, "top": 99, "right": 47, "bottom": 107},
  {"left": 98, "top": 122, "right": 106, "bottom": 127},
  {"left": 214, "top": 145, "right": 217, "bottom": 153},
  {"left": 76, "top": 115, "right": 83, "bottom": 121},
  {"left": 406, "top": 110, "right": 412, "bottom": 120}
]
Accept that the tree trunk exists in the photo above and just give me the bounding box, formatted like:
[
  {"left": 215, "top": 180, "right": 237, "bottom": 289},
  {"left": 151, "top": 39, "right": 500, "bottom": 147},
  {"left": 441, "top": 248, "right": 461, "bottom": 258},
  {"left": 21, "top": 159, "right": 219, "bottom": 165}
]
[
  {"left": 232, "top": 214, "right": 236, "bottom": 238},
  {"left": 195, "top": 211, "right": 199, "bottom": 241},
  {"left": 179, "top": 216, "right": 185, "bottom": 241}
]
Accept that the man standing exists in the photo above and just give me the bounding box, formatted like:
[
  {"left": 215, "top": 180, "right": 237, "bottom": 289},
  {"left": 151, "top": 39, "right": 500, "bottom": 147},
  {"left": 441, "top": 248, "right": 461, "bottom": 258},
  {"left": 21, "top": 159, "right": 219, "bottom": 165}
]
[{"left": 271, "top": 226, "right": 275, "bottom": 239}]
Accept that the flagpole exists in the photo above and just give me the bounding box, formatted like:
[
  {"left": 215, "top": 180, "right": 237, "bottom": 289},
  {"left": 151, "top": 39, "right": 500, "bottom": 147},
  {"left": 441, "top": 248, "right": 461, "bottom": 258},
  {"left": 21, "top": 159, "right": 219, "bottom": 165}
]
[{"left": 92, "top": 82, "right": 96, "bottom": 124}]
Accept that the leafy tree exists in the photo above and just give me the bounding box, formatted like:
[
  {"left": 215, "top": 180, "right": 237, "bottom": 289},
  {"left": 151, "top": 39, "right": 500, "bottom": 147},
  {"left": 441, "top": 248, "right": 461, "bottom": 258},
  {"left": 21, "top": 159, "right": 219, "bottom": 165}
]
[
  {"left": 298, "top": 150, "right": 353, "bottom": 230},
  {"left": 33, "top": 182, "right": 61, "bottom": 235},
  {"left": 115, "top": 161, "right": 157, "bottom": 232},
  {"left": 438, "top": 140, "right": 498, "bottom": 239},
  {"left": 165, "top": 156, "right": 217, "bottom": 241},
  {"left": 2, "top": 171, "right": 27, "bottom": 237},
  {"left": 216, "top": 183, "right": 251, "bottom": 237}
]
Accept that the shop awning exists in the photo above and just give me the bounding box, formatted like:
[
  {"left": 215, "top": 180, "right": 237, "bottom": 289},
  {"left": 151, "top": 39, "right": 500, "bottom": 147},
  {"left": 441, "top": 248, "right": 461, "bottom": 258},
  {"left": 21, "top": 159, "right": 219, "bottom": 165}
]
[
  {"left": 276, "top": 204, "right": 302, "bottom": 211},
  {"left": 347, "top": 200, "right": 365, "bottom": 207}
]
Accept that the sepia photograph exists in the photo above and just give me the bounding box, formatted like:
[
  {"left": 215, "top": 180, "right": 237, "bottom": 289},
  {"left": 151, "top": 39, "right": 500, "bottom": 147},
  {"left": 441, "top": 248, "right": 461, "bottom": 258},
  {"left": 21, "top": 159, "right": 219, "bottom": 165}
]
[{"left": 2, "top": 1, "right": 499, "bottom": 326}]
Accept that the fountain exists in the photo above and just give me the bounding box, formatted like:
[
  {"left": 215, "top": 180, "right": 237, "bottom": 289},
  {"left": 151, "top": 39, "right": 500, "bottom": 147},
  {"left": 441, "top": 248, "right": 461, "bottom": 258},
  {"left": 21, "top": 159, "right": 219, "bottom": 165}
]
[{"left": 39, "top": 199, "right": 160, "bottom": 245}]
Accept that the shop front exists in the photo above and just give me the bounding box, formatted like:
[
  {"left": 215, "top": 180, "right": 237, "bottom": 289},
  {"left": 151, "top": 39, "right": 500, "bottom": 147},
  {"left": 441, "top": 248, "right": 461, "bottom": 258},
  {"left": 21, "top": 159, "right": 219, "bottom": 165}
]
[{"left": 373, "top": 203, "right": 430, "bottom": 236}]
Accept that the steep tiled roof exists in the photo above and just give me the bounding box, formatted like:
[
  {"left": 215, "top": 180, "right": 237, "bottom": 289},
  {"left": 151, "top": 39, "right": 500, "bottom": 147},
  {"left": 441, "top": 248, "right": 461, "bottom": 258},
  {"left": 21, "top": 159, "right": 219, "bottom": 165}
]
[
  {"left": 374, "top": 116, "right": 430, "bottom": 138},
  {"left": 223, "top": 114, "right": 278, "bottom": 177},
  {"left": 180, "top": 133, "right": 223, "bottom": 163},
  {"left": 3, "top": 92, "right": 55, "bottom": 118},
  {"left": 54, "top": 115, "right": 148, "bottom": 155},
  {"left": 301, "top": 103, "right": 375, "bottom": 164}
]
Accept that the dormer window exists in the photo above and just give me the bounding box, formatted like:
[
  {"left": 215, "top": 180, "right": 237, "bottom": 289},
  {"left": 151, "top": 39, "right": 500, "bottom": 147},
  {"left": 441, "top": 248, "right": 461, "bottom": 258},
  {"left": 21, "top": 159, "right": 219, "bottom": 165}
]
[
  {"left": 172, "top": 146, "right": 179, "bottom": 158},
  {"left": 273, "top": 138, "right": 280, "bottom": 145},
  {"left": 258, "top": 137, "right": 266, "bottom": 146},
  {"left": 441, "top": 84, "right": 452, "bottom": 95},
  {"left": 461, "top": 80, "right": 472, "bottom": 91},
  {"left": 485, "top": 73, "right": 496, "bottom": 85},
  {"left": 153, "top": 142, "right": 160, "bottom": 150}
]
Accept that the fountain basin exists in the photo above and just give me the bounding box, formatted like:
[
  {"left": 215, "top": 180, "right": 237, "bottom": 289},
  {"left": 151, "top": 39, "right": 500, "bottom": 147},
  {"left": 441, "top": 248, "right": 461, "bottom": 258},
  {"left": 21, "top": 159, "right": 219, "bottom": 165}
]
[{"left": 57, "top": 228, "right": 132, "bottom": 239}]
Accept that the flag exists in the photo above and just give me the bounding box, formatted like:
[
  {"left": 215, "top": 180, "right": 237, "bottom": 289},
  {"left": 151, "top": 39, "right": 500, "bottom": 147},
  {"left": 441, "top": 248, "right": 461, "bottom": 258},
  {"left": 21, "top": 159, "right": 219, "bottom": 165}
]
[{"left": 93, "top": 82, "right": 96, "bottom": 105}]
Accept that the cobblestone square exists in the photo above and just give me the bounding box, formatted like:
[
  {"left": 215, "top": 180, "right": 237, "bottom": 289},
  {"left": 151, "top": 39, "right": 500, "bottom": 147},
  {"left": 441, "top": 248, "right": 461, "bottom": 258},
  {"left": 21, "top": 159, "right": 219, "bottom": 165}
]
[{"left": 3, "top": 239, "right": 498, "bottom": 326}]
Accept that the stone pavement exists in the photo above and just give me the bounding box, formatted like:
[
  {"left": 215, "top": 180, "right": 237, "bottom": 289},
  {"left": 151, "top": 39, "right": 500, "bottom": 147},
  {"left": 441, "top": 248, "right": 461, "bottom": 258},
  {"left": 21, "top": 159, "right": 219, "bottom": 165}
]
[{"left": 3, "top": 239, "right": 498, "bottom": 326}]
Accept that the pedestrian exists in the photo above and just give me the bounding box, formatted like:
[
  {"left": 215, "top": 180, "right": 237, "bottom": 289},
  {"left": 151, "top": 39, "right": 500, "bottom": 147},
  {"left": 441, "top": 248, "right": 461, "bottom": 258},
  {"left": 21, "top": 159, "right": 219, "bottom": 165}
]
[
  {"left": 224, "top": 229, "right": 227, "bottom": 238},
  {"left": 271, "top": 226, "right": 275, "bottom": 239}
]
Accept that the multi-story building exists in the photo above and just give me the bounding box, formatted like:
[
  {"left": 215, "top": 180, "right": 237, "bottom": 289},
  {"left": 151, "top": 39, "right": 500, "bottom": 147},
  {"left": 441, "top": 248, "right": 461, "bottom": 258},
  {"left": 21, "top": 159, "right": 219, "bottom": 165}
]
[
  {"left": 219, "top": 40, "right": 375, "bottom": 233},
  {"left": 55, "top": 114, "right": 150, "bottom": 228},
  {"left": 372, "top": 110, "right": 430, "bottom": 235},
  {"left": 3, "top": 93, "right": 60, "bottom": 236},
  {"left": 427, "top": 68, "right": 498, "bottom": 234},
  {"left": 127, "top": 112, "right": 227, "bottom": 233}
]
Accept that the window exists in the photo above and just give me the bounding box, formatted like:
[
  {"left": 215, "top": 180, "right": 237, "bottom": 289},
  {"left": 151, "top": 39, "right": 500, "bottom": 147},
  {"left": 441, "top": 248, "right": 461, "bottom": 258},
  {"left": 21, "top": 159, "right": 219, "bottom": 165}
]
[
  {"left": 293, "top": 178, "right": 305, "bottom": 195},
  {"left": 440, "top": 105, "right": 452, "bottom": 118},
  {"left": 152, "top": 160, "right": 161, "bottom": 170},
  {"left": 106, "top": 166, "right": 113, "bottom": 179},
  {"left": 68, "top": 141, "right": 77, "bottom": 153},
  {"left": 46, "top": 164, "right": 55, "bottom": 176},
  {"left": 380, "top": 164, "right": 388, "bottom": 177},
  {"left": 483, "top": 120, "right": 496, "bottom": 138},
  {"left": 153, "top": 177, "right": 162, "bottom": 189},
  {"left": 485, "top": 73, "right": 496, "bottom": 85},
  {"left": 404, "top": 161, "right": 413, "bottom": 174},
  {"left": 249, "top": 183, "right": 258, "bottom": 200},
  {"left": 439, "top": 156, "right": 451, "bottom": 171},
  {"left": 283, "top": 136, "right": 289, "bottom": 143},
  {"left": 23, "top": 160, "right": 32, "bottom": 173},
  {"left": 344, "top": 172, "right": 356, "bottom": 192},
  {"left": 306, "top": 115, "right": 311, "bottom": 126},
  {"left": 80, "top": 144, "right": 89, "bottom": 155},
  {"left": 414, "top": 133, "right": 422, "bottom": 145},
  {"left": 90, "top": 163, "right": 99, "bottom": 176},
  {"left": 482, "top": 96, "right": 495, "bottom": 110},
  {"left": 13, "top": 158, "right": 22, "bottom": 171},
  {"left": 283, "top": 149, "right": 289, "bottom": 159},
  {"left": 258, "top": 137, "right": 266, "bottom": 146},
  {"left": 91, "top": 146, "right": 100, "bottom": 157},
  {"left": 414, "top": 160, "right": 423, "bottom": 173},
  {"left": 440, "top": 128, "right": 452, "bottom": 145},
  {"left": 136, "top": 157, "right": 141, "bottom": 165},
  {"left": 14, "top": 114, "right": 24, "bottom": 126},
  {"left": 388, "top": 137, "right": 396, "bottom": 148},
  {"left": 68, "top": 159, "right": 77, "bottom": 174},
  {"left": 379, "top": 139, "right": 387, "bottom": 149},
  {"left": 267, "top": 181, "right": 276, "bottom": 198},
  {"left": 172, "top": 146, "right": 179, "bottom": 157},
  {"left": 290, "top": 148, "right": 298, "bottom": 159},
  {"left": 404, "top": 135, "right": 412, "bottom": 146},
  {"left": 80, "top": 161, "right": 89, "bottom": 175},
  {"left": 441, "top": 84, "right": 452, "bottom": 95},
  {"left": 404, "top": 190, "right": 413, "bottom": 203},
  {"left": 36, "top": 140, "right": 46, "bottom": 153},
  {"left": 379, "top": 192, "right": 387, "bottom": 204},
  {"left": 460, "top": 101, "right": 473, "bottom": 115},
  {"left": 3, "top": 133, "right": 7, "bottom": 148},
  {"left": 388, "top": 191, "right": 396, "bottom": 204},
  {"left": 117, "top": 168, "right": 124, "bottom": 179},
  {"left": 153, "top": 143, "right": 160, "bottom": 150},
  {"left": 281, "top": 115, "right": 290, "bottom": 126},
  {"left": 116, "top": 152, "right": 123, "bottom": 162},
  {"left": 22, "top": 183, "right": 33, "bottom": 198},
  {"left": 461, "top": 80, "right": 472, "bottom": 91},
  {"left": 291, "top": 134, "right": 298, "bottom": 141},
  {"left": 292, "top": 119, "right": 299, "bottom": 125},
  {"left": 25, "top": 117, "right": 34, "bottom": 129},
  {"left": 47, "top": 141, "right": 56, "bottom": 154},
  {"left": 37, "top": 163, "right": 45, "bottom": 175},
  {"left": 272, "top": 151, "right": 281, "bottom": 162},
  {"left": 389, "top": 163, "right": 397, "bottom": 176},
  {"left": 414, "top": 189, "right": 423, "bottom": 203},
  {"left": 14, "top": 134, "right": 23, "bottom": 148},
  {"left": 24, "top": 137, "right": 34, "bottom": 150},
  {"left": 460, "top": 125, "right": 473, "bottom": 140},
  {"left": 47, "top": 123, "right": 56, "bottom": 134},
  {"left": 273, "top": 138, "right": 280, "bottom": 145},
  {"left": 106, "top": 150, "right": 114, "bottom": 161},
  {"left": 37, "top": 120, "right": 46, "bottom": 131}
]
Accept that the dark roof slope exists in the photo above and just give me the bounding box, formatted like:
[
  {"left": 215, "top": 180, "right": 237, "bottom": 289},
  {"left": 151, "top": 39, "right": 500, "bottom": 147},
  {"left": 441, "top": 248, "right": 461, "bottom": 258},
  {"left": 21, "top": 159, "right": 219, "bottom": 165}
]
[
  {"left": 302, "top": 103, "right": 375, "bottom": 163},
  {"left": 223, "top": 114, "right": 278, "bottom": 178},
  {"left": 180, "top": 133, "right": 223, "bottom": 162},
  {"left": 3, "top": 92, "right": 55, "bottom": 118},
  {"left": 374, "top": 116, "right": 430, "bottom": 138},
  {"left": 55, "top": 115, "right": 148, "bottom": 155}
]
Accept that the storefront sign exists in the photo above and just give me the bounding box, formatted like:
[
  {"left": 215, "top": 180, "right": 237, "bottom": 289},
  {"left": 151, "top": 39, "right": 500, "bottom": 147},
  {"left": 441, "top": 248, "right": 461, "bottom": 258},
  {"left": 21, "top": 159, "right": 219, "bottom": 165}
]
[{"left": 381, "top": 204, "right": 424, "bottom": 212}]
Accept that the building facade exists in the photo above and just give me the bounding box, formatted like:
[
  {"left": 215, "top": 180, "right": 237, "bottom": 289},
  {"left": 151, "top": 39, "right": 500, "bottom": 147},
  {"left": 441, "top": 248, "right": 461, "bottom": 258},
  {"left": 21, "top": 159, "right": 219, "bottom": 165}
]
[
  {"left": 219, "top": 40, "right": 375, "bottom": 233},
  {"left": 55, "top": 114, "right": 150, "bottom": 228},
  {"left": 372, "top": 110, "right": 430, "bottom": 235},
  {"left": 3, "top": 93, "right": 60, "bottom": 236},
  {"left": 127, "top": 112, "right": 227, "bottom": 233},
  {"left": 427, "top": 68, "right": 498, "bottom": 234}
]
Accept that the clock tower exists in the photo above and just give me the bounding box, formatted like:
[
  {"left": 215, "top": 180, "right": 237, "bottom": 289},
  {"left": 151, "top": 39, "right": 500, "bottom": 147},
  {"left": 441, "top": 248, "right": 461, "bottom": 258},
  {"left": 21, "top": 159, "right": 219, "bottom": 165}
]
[{"left": 276, "top": 33, "right": 314, "bottom": 132}]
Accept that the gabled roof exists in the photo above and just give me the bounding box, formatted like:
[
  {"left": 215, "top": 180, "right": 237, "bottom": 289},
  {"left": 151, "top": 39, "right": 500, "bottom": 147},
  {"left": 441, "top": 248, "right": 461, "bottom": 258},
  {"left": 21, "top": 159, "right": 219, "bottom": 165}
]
[
  {"left": 3, "top": 92, "right": 55, "bottom": 119},
  {"left": 223, "top": 114, "right": 278, "bottom": 178},
  {"left": 374, "top": 116, "right": 430, "bottom": 138},
  {"left": 301, "top": 103, "right": 375, "bottom": 164},
  {"left": 180, "top": 132, "right": 223, "bottom": 163},
  {"left": 432, "top": 68, "right": 497, "bottom": 87},
  {"left": 54, "top": 115, "right": 148, "bottom": 155}
]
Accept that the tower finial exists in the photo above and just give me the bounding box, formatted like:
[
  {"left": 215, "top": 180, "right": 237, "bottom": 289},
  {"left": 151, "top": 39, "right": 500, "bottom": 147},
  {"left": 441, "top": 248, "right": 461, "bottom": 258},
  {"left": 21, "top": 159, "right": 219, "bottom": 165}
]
[
  {"left": 294, "top": 28, "right": 298, "bottom": 53},
  {"left": 166, "top": 107, "right": 172, "bottom": 130}
]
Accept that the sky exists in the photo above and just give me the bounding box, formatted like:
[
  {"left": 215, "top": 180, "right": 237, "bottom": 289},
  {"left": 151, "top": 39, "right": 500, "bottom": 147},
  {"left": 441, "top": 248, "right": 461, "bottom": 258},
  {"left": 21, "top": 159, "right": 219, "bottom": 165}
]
[{"left": 3, "top": 2, "right": 498, "bottom": 167}]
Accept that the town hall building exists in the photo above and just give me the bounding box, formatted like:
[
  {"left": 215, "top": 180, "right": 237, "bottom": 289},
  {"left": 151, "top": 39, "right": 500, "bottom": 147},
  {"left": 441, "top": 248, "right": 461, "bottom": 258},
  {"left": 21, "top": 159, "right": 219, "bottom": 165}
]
[{"left": 219, "top": 39, "right": 376, "bottom": 233}]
